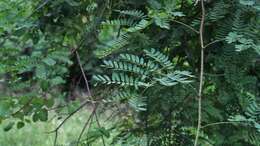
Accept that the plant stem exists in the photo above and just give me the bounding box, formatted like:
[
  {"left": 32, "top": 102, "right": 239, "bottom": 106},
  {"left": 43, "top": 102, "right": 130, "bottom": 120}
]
[
  {"left": 204, "top": 39, "right": 225, "bottom": 49},
  {"left": 172, "top": 19, "right": 199, "bottom": 34},
  {"left": 201, "top": 121, "right": 244, "bottom": 129},
  {"left": 194, "top": 0, "right": 205, "bottom": 146}
]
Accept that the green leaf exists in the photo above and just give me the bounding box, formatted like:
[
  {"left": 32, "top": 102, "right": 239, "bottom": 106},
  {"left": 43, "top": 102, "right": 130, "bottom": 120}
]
[
  {"left": 40, "top": 80, "right": 49, "bottom": 91},
  {"left": 97, "top": 127, "right": 110, "bottom": 138},
  {"left": 3, "top": 122, "right": 14, "bottom": 131},
  {"left": 0, "top": 100, "right": 12, "bottom": 117},
  {"left": 226, "top": 32, "right": 242, "bottom": 43},
  {"left": 171, "top": 11, "right": 185, "bottom": 17},
  {"left": 239, "top": 0, "right": 255, "bottom": 6},
  {"left": 25, "top": 119, "right": 31, "bottom": 123},
  {"left": 0, "top": 65, "right": 6, "bottom": 74},
  {"left": 32, "top": 113, "right": 39, "bottom": 122},
  {"left": 31, "top": 98, "right": 44, "bottom": 109},
  {"left": 18, "top": 96, "right": 32, "bottom": 105},
  {"left": 17, "top": 121, "right": 25, "bottom": 129},
  {"left": 67, "top": 100, "right": 81, "bottom": 113},
  {"left": 45, "top": 98, "right": 55, "bottom": 108},
  {"left": 154, "top": 17, "right": 170, "bottom": 29},
  {"left": 36, "top": 65, "right": 47, "bottom": 79},
  {"left": 38, "top": 108, "right": 48, "bottom": 122},
  {"left": 51, "top": 76, "right": 65, "bottom": 85},
  {"left": 148, "top": 0, "right": 162, "bottom": 9},
  {"left": 43, "top": 58, "right": 56, "bottom": 66},
  {"left": 32, "top": 108, "right": 48, "bottom": 122}
]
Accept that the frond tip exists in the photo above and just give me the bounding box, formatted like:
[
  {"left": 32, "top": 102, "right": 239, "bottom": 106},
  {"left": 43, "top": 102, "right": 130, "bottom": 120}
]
[
  {"left": 93, "top": 73, "right": 150, "bottom": 88},
  {"left": 95, "top": 34, "right": 129, "bottom": 58},
  {"left": 144, "top": 48, "right": 174, "bottom": 69},
  {"left": 155, "top": 71, "right": 194, "bottom": 86},
  {"left": 102, "top": 60, "right": 148, "bottom": 76},
  {"left": 115, "top": 10, "right": 147, "bottom": 19}
]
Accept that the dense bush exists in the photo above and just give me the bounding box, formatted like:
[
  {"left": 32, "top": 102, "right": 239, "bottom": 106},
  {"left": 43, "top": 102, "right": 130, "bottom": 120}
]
[{"left": 0, "top": 0, "right": 259, "bottom": 145}]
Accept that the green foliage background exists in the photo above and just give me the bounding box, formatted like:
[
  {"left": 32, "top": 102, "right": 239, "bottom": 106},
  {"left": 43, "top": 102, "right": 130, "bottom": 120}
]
[{"left": 0, "top": 0, "right": 259, "bottom": 146}]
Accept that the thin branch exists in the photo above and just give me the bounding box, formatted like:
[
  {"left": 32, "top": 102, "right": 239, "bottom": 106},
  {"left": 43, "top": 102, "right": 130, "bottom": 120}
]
[
  {"left": 172, "top": 19, "right": 199, "bottom": 34},
  {"left": 204, "top": 73, "right": 225, "bottom": 77},
  {"left": 194, "top": 0, "right": 205, "bottom": 146},
  {"left": 75, "top": 50, "right": 106, "bottom": 145},
  {"left": 201, "top": 121, "right": 244, "bottom": 129},
  {"left": 11, "top": 97, "right": 34, "bottom": 116},
  {"left": 75, "top": 51, "right": 92, "bottom": 96},
  {"left": 204, "top": 39, "right": 225, "bottom": 49},
  {"left": 76, "top": 105, "right": 98, "bottom": 146},
  {"left": 70, "top": 38, "right": 85, "bottom": 54},
  {"left": 104, "top": 108, "right": 120, "bottom": 122},
  {"left": 50, "top": 1, "right": 112, "bottom": 145},
  {"left": 48, "top": 99, "right": 99, "bottom": 111},
  {"left": 56, "top": 14, "right": 106, "bottom": 143},
  {"left": 94, "top": 112, "right": 106, "bottom": 146},
  {"left": 51, "top": 129, "right": 59, "bottom": 144},
  {"left": 51, "top": 100, "right": 90, "bottom": 146}
]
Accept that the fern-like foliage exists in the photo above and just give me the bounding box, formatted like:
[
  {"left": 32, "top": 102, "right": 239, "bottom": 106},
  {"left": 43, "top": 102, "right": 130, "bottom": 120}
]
[
  {"left": 126, "top": 19, "right": 151, "bottom": 33},
  {"left": 115, "top": 10, "right": 147, "bottom": 19},
  {"left": 119, "top": 54, "right": 159, "bottom": 71},
  {"left": 226, "top": 32, "right": 260, "bottom": 54},
  {"left": 144, "top": 48, "right": 174, "bottom": 69},
  {"left": 206, "top": 0, "right": 230, "bottom": 22},
  {"left": 93, "top": 73, "right": 150, "bottom": 88},
  {"left": 96, "top": 9, "right": 150, "bottom": 58},
  {"left": 155, "top": 71, "right": 194, "bottom": 86},
  {"left": 102, "top": 60, "right": 149, "bottom": 77},
  {"left": 93, "top": 48, "right": 193, "bottom": 117},
  {"left": 128, "top": 96, "right": 147, "bottom": 112},
  {"left": 2, "top": 0, "right": 259, "bottom": 145},
  {"left": 228, "top": 93, "right": 260, "bottom": 145},
  {"left": 95, "top": 34, "right": 130, "bottom": 58},
  {"left": 111, "top": 90, "right": 137, "bottom": 102},
  {"left": 102, "top": 19, "right": 135, "bottom": 27}
]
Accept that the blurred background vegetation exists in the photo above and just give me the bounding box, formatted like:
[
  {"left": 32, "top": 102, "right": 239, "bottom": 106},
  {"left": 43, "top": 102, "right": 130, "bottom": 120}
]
[
  {"left": 0, "top": 0, "right": 259, "bottom": 146},
  {"left": 0, "top": 110, "right": 116, "bottom": 146}
]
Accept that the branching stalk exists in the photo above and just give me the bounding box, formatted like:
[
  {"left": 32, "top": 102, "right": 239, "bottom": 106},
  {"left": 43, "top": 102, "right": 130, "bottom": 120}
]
[
  {"left": 201, "top": 121, "right": 245, "bottom": 129},
  {"left": 204, "top": 39, "right": 225, "bottom": 49},
  {"left": 194, "top": 0, "right": 205, "bottom": 146},
  {"left": 172, "top": 20, "right": 199, "bottom": 34},
  {"left": 75, "top": 50, "right": 106, "bottom": 145}
]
